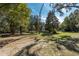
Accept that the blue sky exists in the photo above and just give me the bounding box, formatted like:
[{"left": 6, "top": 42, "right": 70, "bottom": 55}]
[{"left": 27, "top": 3, "right": 77, "bottom": 23}]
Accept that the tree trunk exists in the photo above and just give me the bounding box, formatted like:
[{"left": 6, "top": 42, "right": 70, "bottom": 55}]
[
  {"left": 10, "top": 24, "right": 15, "bottom": 35},
  {"left": 20, "top": 26, "right": 22, "bottom": 35}
]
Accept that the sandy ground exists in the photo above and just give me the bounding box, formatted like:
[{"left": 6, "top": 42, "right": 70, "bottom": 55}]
[{"left": 0, "top": 35, "right": 36, "bottom": 56}]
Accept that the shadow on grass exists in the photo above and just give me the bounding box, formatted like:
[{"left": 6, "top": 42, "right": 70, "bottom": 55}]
[{"left": 41, "top": 32, "right": 60, "bottom": 36}]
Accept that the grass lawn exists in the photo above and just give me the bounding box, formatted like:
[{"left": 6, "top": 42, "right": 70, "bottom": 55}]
[
  {"left": 35, "top": 32, "right": 79, "bottom": 41},
  {"left": 53, "top": 32, "right": 79, "bottom": 38}
]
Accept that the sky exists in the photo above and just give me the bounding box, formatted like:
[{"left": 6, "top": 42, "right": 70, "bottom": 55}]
[{"left": 27, "top": 3, "right": 77, "bottom": 23}]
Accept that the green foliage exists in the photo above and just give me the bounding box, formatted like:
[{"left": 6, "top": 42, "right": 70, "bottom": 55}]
[
  {"left": 45, "top": 11, "right": 59, "bottom": 34},
  {"left": 29, "top": 15, "right": 41, "bottom": 33},
  {"left": 50, "top": 3, "right": 79, "bottom": 16},
  {"left": 60, "top": 9, "right": 79, "bottom": 32},
  {"left": 0, "top": 3, "right": 31, "bottom": 34}
]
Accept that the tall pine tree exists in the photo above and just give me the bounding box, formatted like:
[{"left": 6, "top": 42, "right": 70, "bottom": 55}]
[{"left": 45, "top": 11, "right": 59, "bottom": 34}]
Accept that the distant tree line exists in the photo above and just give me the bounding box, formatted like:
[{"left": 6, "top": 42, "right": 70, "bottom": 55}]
[
  {"left": 29, "top": 11, "right": 59, "bottom": 34},
  {"left": 60, "top": 9, "right": 79, "bottom": 32}
]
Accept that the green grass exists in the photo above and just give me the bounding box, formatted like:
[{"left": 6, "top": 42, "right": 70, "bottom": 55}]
[
  {"left": 35, "top": 32, "right": 79, "bottom": 41},
  {"left": 52, "top": 32, "right": 79, "bottom": 38}
]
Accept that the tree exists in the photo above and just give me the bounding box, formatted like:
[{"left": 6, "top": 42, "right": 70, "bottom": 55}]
[
  {"left": 16, "top": 4, "right": 31, "bottom": 34},
  {"left": 0, "top": 3, "right": 31, "bottom": 34},
  {"left": 49, "top": 3, "right": 79, "bottom": 32},
  {"left": 60, "top": 9, "right": 79, "bottom": 32},
  {"left": 34, "top": 15, "right": 40, "bottom": 33},
  {"left": 45, "top": 11, "right": 59, "bottom": 34},
  {"left": 29, "top": 15, "right": 46, "bottom": 33},
  {"left": 29, "top": 15, "right": 36, "bottom": 32},
  {"left": 50, "top": 3, "right": 79, "bottom": 16}
]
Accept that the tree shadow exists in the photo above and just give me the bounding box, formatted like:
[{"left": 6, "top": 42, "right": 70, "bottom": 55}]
[
  {"left": 57, "top": 38, "right": 79, "bottom": 53},
  {"left": 41, "top": 32, "right": 60, "bottom": 36}
]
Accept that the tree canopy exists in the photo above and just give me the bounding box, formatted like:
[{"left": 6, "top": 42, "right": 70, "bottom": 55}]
[
  {"left": 60, "top": 9, "right": 79, "bottom": 32},
  {"left": 0, "top": 3, "right": 31, "bottom": 34},
  {"left": 45, "top": 11, "right": 59, "bottom": 33}
]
